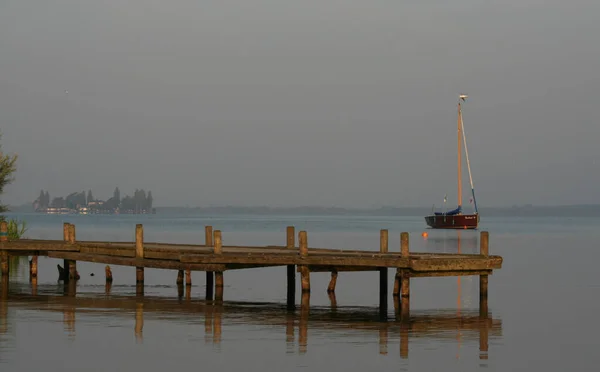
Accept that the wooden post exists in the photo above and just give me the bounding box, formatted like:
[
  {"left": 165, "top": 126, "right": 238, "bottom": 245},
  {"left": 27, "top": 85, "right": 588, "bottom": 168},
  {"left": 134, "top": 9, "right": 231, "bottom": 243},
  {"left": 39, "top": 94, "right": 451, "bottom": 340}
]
[
  {"left": 400, "top": 231, "right": 409, "bottom": 257},
  {"left": 30, "top": 256, "right": 38, "bottom": 279},
  {"left": 185, "top": 283, "right": 192, "bottom": 301},
  {"left": 400, "top": 232, "right": 410, "bottom": 319},
  {"left": 205, "top": 226, "right": 214, "bottom": 300},
  {"left": 68, "top": 224, "right": 78, "bottom": 281},
  {"left": 214, "top": 230, "right": 223, "bottom": 302},
  {"left": 480, "top": 231, "right": 489, "bottom": 315},
  {"left": 135, "top": 224, "right": 144, "bottom": 284},
  {"left": 328, "top": 292, "right": 338, "bottom": 311},
  {"left": 105, "top": 265, "right": 113, "bottom": 282},
  {"left": 0, "top": 221, "right": 8, "bottom": 277},
  {"left": 0, "top": 252, "right": 7, "bottom": 277},
  {"left": 62, "top": 223, "right": 70, "bottom": 281},
  {"left": 394, "top": 232, "right": 409, "bottom": 297},
  {"left": 28, "top": 220, "right": 38, "bottom": 279},
  {"left": 480, "top": 230, "right": 489, "bottom": 256},
  {"left": 63, "top": 222, "right": 69, "bottom": 241},
  {"left": 299, "top": 231, "right": 310, "bottom": 293},
  {"left": 0, "top": 221, "right": 6, "bottom": 243},
  {"left": 213, "top": 230, "right": 222, "bottom": 254},
  {"left": 286, "top": 226, "right": 296, "bottom": 309},
  {"left": 327, "top": 270, "right": 338, "bottom": 293},
  {"left": 379, "top": 229, "right": 389, "bottom": 317},
  {"left": 176, "top": 270, "right": 184, "bottom": 285},
  {"left": 185, "top": 269, "right": 192, "bottom": 287}
]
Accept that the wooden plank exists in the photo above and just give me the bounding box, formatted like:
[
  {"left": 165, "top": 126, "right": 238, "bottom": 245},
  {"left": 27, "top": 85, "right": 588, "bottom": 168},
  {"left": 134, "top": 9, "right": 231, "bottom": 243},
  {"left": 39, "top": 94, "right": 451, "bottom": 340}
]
[
  {"left": 409, "top": 256, "right": 503, "bottom": 271},
  {"left": 80, "top": 247, "right": 135, "bottom": 257},
  {"left": 303, "top": 265, "right": 378, "bottom": 272},
  {"left": 408, "top": 270, "right": 493, "bottom": 278},
  {"left": 47, "top": 251, "right": 226, "bottom": 271},
  {"left": 180, "top": 253, "right": 412, "bottom": 268},
  {"left": 1, "top": 241, "right": 80, "bottom": 252}
]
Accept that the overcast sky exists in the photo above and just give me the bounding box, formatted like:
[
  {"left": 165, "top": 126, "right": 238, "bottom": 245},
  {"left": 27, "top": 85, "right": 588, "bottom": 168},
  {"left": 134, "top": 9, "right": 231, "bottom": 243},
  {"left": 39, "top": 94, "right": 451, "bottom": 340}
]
[{"left": 1, "top": 1, "right": 599, "bottom": 208}]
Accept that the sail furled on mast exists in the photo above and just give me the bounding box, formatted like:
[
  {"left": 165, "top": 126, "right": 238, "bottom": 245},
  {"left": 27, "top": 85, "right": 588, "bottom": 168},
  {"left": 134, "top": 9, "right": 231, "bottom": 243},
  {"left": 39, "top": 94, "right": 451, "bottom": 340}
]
[
  {"left": 459, "top": 96, "right": 478, "bottom": 214},
  {"left": 435, "top": 206, "right": 462, "bottom": 216}
]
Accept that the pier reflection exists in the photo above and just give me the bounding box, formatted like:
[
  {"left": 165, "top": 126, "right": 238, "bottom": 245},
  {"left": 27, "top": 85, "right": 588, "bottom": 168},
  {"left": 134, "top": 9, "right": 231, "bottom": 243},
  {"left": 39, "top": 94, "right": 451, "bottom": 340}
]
[{"left": 0, "top": 285, "right": 501, "bottom": 358}]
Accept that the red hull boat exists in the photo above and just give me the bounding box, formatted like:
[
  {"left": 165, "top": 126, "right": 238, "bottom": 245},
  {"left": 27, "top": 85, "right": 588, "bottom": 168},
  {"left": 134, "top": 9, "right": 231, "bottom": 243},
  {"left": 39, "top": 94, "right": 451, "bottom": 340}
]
[
  {"left": 425, "top": 213, "right": 479, "bottom": 229},
  {"left": 425, "top": 94, "right": 480, "bottom": 229}
]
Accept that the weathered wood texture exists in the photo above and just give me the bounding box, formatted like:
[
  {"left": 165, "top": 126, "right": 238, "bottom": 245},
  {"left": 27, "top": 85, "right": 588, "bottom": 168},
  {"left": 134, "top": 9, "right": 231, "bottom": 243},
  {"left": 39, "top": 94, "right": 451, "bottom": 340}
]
[
  {"left": 286, "top": 226, "right": 296, "bottom": 309},
  {"left": 1, "top": 227, "right": 502, "bottom": 279}
]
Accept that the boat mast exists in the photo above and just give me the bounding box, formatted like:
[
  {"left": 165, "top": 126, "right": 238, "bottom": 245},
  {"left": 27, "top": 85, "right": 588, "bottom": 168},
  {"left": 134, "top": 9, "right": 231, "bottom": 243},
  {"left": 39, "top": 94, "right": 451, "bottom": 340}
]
[
  {"left": 457, "top": 98, "right": 462, "bottom": 212},
  {"left": 459, "top": 95, "right": 478, "bottom": 214}
]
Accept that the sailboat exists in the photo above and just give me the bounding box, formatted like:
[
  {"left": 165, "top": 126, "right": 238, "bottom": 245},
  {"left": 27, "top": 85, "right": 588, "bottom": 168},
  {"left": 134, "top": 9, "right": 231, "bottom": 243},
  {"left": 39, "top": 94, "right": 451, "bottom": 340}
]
[{"left": 425, "top": 94, "right": 479, "bottom": 229}]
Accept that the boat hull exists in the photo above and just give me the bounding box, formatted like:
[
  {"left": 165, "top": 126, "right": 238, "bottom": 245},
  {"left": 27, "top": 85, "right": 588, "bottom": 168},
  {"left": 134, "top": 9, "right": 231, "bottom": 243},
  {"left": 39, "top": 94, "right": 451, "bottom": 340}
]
[{"left": 424, "top": 213, "right": 479, "bottom": 229}]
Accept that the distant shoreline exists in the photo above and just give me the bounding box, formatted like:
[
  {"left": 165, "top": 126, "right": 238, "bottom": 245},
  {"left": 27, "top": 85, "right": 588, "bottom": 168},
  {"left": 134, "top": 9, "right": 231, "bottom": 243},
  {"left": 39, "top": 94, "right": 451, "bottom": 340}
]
[{"left": 6, "top": 204, "right": 600, "bottom": 217}]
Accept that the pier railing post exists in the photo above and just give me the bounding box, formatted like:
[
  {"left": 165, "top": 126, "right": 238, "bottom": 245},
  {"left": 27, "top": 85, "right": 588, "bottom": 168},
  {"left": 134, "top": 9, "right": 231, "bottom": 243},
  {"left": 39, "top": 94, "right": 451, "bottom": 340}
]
[
  {"left": 479, "top": 231, "right": 489, "bottom": 317},
  {"left": 299, "top": 231, "right": 310, "bottom": 293},
  {"left": 0, "top": 221, "right": 8, "bottom": 277},
  {"left": 62, "top": 223, "right": 70, "bottom": 281},
  {"left": 214, "top": 230, "right": 223, "bottom": 302},
  {"left": 379, "top": 229, "right": 389, "bottom": 317},
  {"left": 68, "top": 224, "right": 77, "bottom": 281},
  {"left": 205, "top": 226, "right": 214, "bottom": 300},
  {"left": 327, "top": 270, "right": 338, "bottom": 293},
  {"left": 286, "top": 226, "right": 296, "bottom": 309},
  {"left": 399, "top": 232, "right": 410, "bottom": 319},
  {"left": 135, "top": 224, "right": 144, "bottom": 284},
  {"left": 394, "top": 232, "right": 410, "bottom": 297}
]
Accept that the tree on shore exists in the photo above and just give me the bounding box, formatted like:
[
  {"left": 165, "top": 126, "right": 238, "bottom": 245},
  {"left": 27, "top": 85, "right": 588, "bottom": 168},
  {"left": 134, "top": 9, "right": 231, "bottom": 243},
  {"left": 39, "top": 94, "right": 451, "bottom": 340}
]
[{"left": 0, "top": 132, "right": 18, "bottom": 213}]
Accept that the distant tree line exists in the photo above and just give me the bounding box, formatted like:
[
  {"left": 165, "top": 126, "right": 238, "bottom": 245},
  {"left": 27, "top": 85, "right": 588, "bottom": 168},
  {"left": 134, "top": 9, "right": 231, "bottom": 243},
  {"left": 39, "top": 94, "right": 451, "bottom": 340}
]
[{"left": 34, "top": 187, "right": 154, "bottom": 214}]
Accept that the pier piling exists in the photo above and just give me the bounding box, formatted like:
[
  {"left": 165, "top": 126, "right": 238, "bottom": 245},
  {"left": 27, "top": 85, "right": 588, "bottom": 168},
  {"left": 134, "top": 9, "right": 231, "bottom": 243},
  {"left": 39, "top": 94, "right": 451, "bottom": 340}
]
[
  {"left": 286, "top": 226, "right": 296, "bottom": 309},
  {"left": 327, "top": 270, "right": 338, "bottom": 293},
  {"left": 105, "top": 265, "right": 113, "bottom": 282},
  {"left": 62, "top": 223, "right": 70, "bottom": 281},
  {"left": 0, "top": 221, "right": 8, "bottom": 277},
  {"left": 400, "top": 232, "right": 410, "bottom": 319},
  {"left": 379, "top": 229, "right": 389, "bottom": 316},
  {"left": 214, "top": 230, "right": 223, "bottom": 302},
  {"left": 205, "top": 226, "right": 214, "bottom": 300},
  {"left": 479, "top": 231, "right": 489, "bottom": 317},
  {"left": 135, "top": 224, "right": 144, "bottom": 284},
  {"left": 185, "top": 269, "right": 192, "bottom": 287},
  {"left": 67, "top": 224, "right": 78, "bottom": 281},
  {"left": 299, "top": 231, "right": 310, "bottom": 293}
]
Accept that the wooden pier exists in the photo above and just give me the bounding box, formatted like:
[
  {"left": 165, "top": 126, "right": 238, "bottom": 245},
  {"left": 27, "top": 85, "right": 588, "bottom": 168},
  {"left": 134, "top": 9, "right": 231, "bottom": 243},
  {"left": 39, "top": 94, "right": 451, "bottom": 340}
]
[{"left": 0, "top": 221, "right": 503, "bottom": 316}]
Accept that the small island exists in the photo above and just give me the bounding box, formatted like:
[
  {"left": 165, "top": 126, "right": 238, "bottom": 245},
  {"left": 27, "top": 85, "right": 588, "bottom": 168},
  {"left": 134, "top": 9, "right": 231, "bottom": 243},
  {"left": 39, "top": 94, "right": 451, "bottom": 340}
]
[{"left": 32, "top": 187, "right": 155, "bottom": 215}]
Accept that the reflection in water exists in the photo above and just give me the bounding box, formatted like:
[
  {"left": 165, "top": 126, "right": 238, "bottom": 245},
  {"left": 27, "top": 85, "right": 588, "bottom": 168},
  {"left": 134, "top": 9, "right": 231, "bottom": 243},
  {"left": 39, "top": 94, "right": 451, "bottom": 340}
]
[
  {"left": 0, "top": 283, "right": 501, "bottom": 359},
  {"left": 1, "top": 276, "right": 8, "bottom": 334},
  {"left": 63, "top": 301, "right": 76, "bottom": 339},
  {"left": 135, "top": 302, "right": 143, "bottom": 343}
]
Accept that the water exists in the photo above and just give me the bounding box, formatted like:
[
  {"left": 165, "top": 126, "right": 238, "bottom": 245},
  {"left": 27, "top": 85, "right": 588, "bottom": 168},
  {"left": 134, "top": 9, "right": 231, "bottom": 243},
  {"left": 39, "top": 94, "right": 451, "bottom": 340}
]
[{"left": 1, "top": 212, "right": 600, "bottom": 371}]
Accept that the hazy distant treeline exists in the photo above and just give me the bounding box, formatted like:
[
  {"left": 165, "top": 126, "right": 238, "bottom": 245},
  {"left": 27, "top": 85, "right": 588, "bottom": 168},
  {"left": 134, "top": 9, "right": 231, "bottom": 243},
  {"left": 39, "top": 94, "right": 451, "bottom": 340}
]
[{"left": 33, "top": 187, "right": 153, "bottom": 213}]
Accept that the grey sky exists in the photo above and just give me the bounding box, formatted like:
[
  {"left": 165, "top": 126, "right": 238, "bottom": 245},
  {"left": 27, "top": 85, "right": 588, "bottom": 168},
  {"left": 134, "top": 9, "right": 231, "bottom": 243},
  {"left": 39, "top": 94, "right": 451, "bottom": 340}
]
[{"left": 1, "top": 0, "right": 599, "bottom": 208}]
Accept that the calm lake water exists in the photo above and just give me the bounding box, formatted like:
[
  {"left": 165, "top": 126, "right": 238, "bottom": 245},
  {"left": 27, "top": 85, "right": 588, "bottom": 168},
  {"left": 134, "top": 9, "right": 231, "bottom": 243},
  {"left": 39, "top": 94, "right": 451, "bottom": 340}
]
[{"left": 1, "top": 212, "right": 599, "bottom": 371}]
